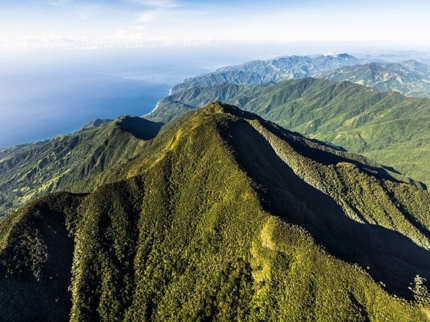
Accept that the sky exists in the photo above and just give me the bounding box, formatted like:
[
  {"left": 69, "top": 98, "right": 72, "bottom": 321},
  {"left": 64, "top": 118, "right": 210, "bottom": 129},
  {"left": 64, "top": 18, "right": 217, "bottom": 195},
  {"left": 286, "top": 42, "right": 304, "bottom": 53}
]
[
  {"left": 1, "top": 0, "right": 430, "bottom": 52},
  {"left": 1, "top": 0, "right": 430, "bottom": 148}
]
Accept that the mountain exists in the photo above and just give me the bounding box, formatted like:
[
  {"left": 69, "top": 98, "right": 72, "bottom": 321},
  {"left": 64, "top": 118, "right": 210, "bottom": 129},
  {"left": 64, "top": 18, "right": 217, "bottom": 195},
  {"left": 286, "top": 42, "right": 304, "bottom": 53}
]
[
  {"left": 171, "top": 54, "right": 364, "bottom": 93},
  {"left": 0, "top": 115, "right": 162, "bottom": 219},
  {"left": 317, "top": 60, "right": 430, "bottom": 97},
  {"left": 171, "top": 54, "right": 430, "bottom": 99},
  {"left": 145, "top": 78, "right": 430, "bottom": 186},
  {"left": 1, "top": 103, "right": 430, "bottom": 321},
  {"left": 80, "top": 118, "right": 112, "bottom": 130}
]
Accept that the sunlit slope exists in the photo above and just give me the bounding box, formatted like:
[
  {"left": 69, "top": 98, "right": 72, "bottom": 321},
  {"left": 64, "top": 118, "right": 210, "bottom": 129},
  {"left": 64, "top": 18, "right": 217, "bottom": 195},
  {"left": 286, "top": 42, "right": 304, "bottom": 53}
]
[
  {"left": 1, "top": 103, "right": 430, "bottom": 321},
  {"left": 0, "top": 116, "right": 162, "bottom": 218},
  {"left": 146, "top": 78, "right": 430, "bottom": 185}
]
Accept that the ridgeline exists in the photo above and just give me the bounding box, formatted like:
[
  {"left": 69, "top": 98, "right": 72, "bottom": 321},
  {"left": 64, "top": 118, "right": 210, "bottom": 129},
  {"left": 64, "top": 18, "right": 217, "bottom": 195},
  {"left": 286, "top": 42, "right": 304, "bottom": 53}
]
[{"left": 1, "top": 103, "right": 429, "bottom": 321}]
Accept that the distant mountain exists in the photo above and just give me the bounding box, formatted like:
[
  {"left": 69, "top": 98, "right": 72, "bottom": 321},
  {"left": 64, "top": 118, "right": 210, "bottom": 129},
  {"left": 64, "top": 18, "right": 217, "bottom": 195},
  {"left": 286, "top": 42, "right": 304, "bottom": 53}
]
[
  {"left": 0, "top": 116, "right": 162, "bottom": 219},
  {"left": 317, "top": 60, "right": 430, "bottom": 97},
  {"left": 80, "top": 118, "right": 112, "bottom": 130},
  {"left": 145, "top": 78, "right": 430, "bottom": 186},
  {"left": 171, "top": 54, "right": 365, "bottom": 92},
  {"left": 1, "top": 103, "right": 430, "bottom": 321},
  {"left": 171, "top": 54, "right": 430, "bottom": 99}
]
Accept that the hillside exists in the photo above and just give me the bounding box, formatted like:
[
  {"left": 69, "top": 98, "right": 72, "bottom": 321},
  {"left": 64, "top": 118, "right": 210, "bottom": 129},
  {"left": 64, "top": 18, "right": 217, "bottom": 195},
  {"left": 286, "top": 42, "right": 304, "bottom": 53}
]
[
  {"left": 317, "top": 60, "right": 430, "bottom": 98},
  {"left": 1, "top": 103, "right": 430, "bottom": 321},
  {"left": 145, "top": 78, "right": 430, "bottom": 186},
  {"left": 0, "top": 116, "right": 162, "bottom": 219}
]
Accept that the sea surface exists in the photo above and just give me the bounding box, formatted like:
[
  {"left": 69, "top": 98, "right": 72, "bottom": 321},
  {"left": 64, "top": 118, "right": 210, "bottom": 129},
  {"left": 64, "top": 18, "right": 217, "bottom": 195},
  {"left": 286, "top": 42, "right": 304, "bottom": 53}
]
[
  {"left": 0, "top": 45, "right": 266, "bottom": 149},
  {"left": 2, "top": 43, "right": 422, "bottom": 149}
]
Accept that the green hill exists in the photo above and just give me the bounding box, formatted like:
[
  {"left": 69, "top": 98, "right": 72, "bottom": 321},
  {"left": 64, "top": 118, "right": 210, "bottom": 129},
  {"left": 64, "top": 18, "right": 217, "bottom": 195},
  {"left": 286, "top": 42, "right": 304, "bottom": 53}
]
[
  {"left": 0, "top": 116, "right": 162, "bottom": 219},
  {"left": 145, "top": 78, "right": 430, "bottom": 186},
  {"left": 1, "top": 103, "right": 430, "bottom": 321}
]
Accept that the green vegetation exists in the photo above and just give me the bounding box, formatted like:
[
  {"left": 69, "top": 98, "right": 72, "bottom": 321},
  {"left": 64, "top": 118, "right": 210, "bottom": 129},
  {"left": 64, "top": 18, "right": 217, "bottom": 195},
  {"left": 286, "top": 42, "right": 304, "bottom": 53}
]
[
  {"left": 146, "top": 78, "right": 430, "bottom": 185},
  {"left": 1, "top": 103, "right": 430, "bottom": 321},
  {"left": 0, "top": 116, "right": 162, "bottom": 218}
]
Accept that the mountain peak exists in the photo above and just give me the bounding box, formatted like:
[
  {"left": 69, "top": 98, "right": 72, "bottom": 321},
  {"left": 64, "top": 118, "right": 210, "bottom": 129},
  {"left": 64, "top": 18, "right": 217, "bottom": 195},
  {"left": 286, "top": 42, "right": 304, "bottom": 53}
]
[
  {"left": 1, "top": 103, "right": 430, "bottom": 320},
  {"left": 201, "top": 101, "right": 257, "bottom": 119},
  {"left": 80, "top": 118, "right": 112, "bottom": 130},
  {"left": 335, "top": 53, "right": 355, "bottom": 59}
]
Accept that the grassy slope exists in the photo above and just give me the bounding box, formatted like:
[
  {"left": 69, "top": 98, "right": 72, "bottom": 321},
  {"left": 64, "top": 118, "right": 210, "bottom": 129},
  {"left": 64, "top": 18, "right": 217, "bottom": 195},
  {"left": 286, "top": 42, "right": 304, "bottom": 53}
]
[
  {"left": 0, "top": 116, "right": 162, "bottom": 219},
  {"left": 145, "top": 78, "right": 430, "bottom": 185},
  {"left": 1, "top": 103, "right": 430, "bottom": 321}
]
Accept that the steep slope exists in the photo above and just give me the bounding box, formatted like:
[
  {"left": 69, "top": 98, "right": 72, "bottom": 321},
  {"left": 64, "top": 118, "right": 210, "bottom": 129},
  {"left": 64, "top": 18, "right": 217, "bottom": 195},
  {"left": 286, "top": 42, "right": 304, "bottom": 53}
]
[
  {"left": 0, "top": 116, "right": 162, "bottom": 219},
  {"left": 1, "top": 103, "right": 430, "bottom": 321},
  {"left": 317, "top": 60, "right": 430, "bottom": 97},
  {"left": 171, "top": 54, "right": 364, "bottom": 93},
  {"left": 145, "top": 78, "right": 430, "bottom": 186}
]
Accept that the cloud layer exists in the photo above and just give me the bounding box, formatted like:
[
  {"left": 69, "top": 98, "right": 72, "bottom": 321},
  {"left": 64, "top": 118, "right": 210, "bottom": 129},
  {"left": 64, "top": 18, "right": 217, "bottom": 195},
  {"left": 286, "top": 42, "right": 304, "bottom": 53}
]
[{"left": 1, "top": 0, "right": 430, "bottom": 51}]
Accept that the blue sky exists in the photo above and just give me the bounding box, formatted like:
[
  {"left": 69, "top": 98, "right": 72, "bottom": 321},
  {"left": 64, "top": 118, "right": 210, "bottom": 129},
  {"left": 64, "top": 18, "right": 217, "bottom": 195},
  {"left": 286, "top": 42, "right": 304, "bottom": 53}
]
[{"left": 1, "top": 0, "right": 430, "bottom": 52}]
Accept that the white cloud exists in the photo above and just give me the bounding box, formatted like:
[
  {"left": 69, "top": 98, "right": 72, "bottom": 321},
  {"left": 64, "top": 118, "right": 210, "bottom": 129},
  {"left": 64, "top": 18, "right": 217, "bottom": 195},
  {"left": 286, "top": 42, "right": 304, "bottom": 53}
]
[
  {"left": 47, "top": 0, "right": 73, "bottom": 6},
  {"left": 126, "top": 0, "right": 178, "bottom": 8},
  {"left": 104, "top": 29, "right": 144, "bottom": 41},
  {"left": 69, "top": 10, "right": 90, "bottom": 20},
  {"left": 2, "top": 1, "right": 430, "bottom": 53},
  {"left": 127, "top": 25, "right": 147, "bottom": 31},
  {"left": 137, "top": 10, "right": 159, "bottom": 23}
]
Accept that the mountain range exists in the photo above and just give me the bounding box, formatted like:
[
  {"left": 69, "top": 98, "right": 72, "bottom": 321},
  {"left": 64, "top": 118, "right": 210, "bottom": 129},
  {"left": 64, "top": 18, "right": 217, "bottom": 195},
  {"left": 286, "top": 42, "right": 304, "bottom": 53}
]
[
  {"left": 1, "top": 103, "right": 430, "bottom": 321},
  {"left": 171, "top": 53, "right": 365, "bottom": 92},
  {"left": 317, "top": 60, "right": 430, "bottom": 98},
  {"left": 146, "top": 77, "right": 430, "bottom": 187},
  {"left": 172, "top": 53, "right": 430, "bottom": 98},
  {"left": 2, "top": 53, "right": 430, "bottom": 321}
]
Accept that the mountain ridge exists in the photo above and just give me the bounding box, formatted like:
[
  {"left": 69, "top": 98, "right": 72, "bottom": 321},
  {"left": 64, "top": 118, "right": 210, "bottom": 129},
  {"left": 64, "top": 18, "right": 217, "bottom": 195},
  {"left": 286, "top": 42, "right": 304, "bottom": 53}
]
[
  {"left": 0, "top": 115, "right": 162, "bottom": 219},
  {"left": 171, "top": 53, "right": 365, "bottom": 93},
  {"left": 145, "top": 78, "right": 430, "bottom": 186},
  {"left": 316, "top": 60, "right": 430, "bottom": 97},
  {"left": 170, "top": 53, "right": 430, "bottom": 98},
  {"left": 1, "top": 102, "right": 430, "bottom": 320}
]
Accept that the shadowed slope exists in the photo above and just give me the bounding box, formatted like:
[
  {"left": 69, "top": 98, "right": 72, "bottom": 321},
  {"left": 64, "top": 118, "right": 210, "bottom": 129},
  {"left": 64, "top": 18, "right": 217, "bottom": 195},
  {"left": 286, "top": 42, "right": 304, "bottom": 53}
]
[
  {"left": 216, "top": 108, "right": 430, "bottom": 298},
  {"left": 0, "top": 193, "right": 83, "bottom": 322}
]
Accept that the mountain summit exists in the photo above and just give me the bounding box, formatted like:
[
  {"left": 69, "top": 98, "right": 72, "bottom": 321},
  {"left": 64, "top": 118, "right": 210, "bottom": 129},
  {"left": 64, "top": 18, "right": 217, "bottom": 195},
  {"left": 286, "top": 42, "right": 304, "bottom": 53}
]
[
  {"left": 1, "top": 102, "right": 430, "bottom": 321},
  {"left": 145, "top": 77, "right": 430, "bottom": 186}
]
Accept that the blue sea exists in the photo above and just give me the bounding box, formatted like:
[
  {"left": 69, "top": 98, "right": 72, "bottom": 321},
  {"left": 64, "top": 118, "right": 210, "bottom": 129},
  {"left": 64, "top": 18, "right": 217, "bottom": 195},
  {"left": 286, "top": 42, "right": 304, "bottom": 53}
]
[
  {"left": 0, "top": 45, "right": 273, "bottom": 149},
  {"left": 0, "top": 42, "right": 378, "bottom": 149}
]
